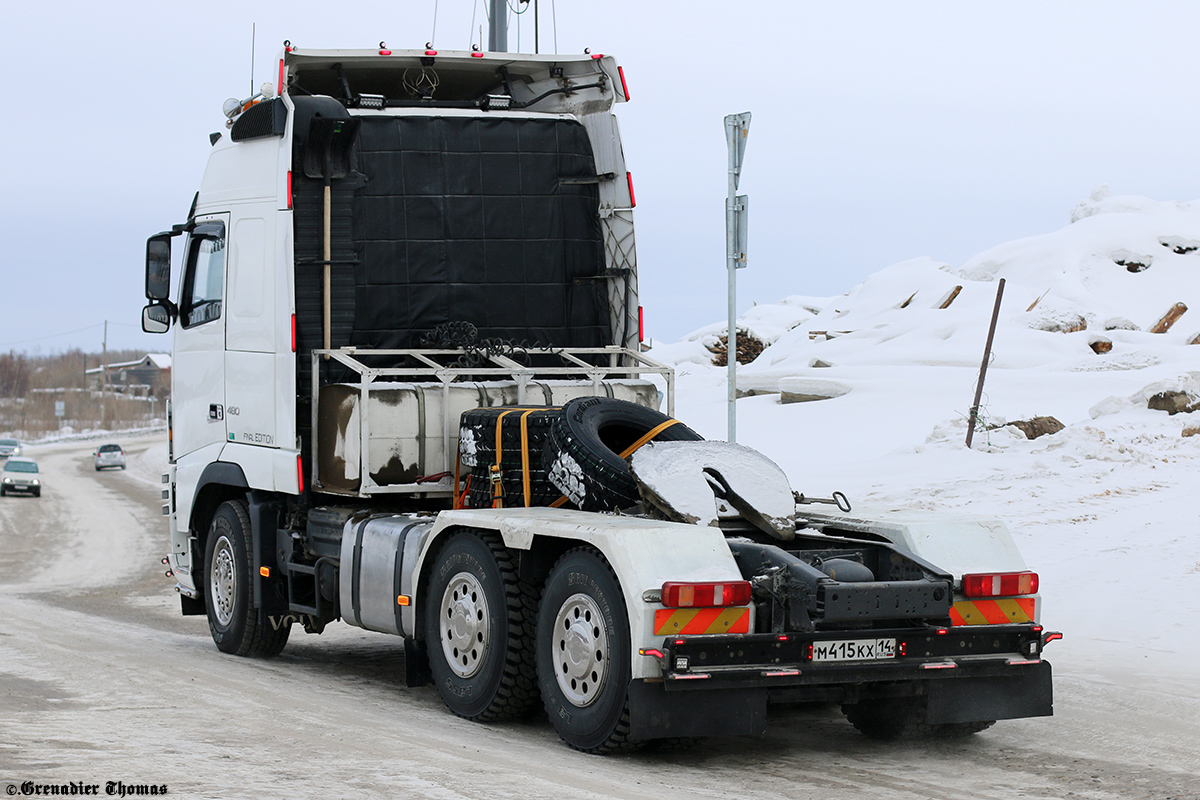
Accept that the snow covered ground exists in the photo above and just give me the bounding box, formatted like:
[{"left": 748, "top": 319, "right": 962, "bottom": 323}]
[{"left": 650, "top": 188, "right": 1200, "bottom": 682}]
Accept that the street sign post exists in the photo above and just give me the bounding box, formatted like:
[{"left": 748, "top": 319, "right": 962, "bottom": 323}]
[{"left": 725, "top": 112, "right": 751, "bottom": 442}]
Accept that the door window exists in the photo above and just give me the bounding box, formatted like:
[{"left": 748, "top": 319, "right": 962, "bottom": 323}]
[{"left": 180, "top": 223, "right": 226, "bottom": 329}]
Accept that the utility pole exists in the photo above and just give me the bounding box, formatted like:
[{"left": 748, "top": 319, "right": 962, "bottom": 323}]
[
  {"left": 724, "top": 112, "right": 751, "bottom": 442},
  {"left": 489, "top": 0, "right": 508, "bottom": 52},
  {"left": 101, "top": 320, "right": 108, "bottom": 425}
]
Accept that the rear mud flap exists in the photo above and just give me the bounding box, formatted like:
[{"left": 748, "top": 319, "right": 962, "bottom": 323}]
[
  {"left": 926, "top": 661, "right": 1053, "bottom": 724},
  {"left": 628, "top": 680, "right": 767, "bottom": 740}
]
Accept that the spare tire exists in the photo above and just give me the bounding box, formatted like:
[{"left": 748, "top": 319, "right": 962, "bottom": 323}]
[{"left": 545, "top": 397, "right": 703, "bottom": 512}]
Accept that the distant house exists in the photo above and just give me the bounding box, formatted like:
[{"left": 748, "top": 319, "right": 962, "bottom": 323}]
[{"left": 86, "top": 353, "right": 171, "bottom": 396}]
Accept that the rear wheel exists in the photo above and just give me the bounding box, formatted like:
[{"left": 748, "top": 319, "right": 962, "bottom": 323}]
[
  {"left": 536, "top": 548, "right": 636, "bottom": 753},
  {"left": 424, "top": 530, "right": 538, "bottom": 721},
  {"left": 842, "top": 696, "right": 938, "bottom": 740},
  {"left": 203, "top": 500, "right": 289, "bottom": 657}
]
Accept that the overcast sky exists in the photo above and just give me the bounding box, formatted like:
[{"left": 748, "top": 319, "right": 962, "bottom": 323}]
[{"left": 4, "top": 1, "right": 1200, "bottom": 354}]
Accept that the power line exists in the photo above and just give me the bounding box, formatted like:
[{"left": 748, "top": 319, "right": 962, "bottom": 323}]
[{"left": 0, "top": 321, "right": 143, "bottom": 348}]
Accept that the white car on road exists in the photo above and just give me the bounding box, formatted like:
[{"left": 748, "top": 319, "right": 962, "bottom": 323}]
[
  {"left": 94, "top": 444, "right": 127, "bottom": 471},
  {"left": 1, "top": 457, "right": 41, "bottom": 497}
]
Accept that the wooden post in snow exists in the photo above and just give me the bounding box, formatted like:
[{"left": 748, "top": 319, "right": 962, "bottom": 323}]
[
  {"left": 1150, "top": 302, "right": 1187, "bottom": 334},
  {"left": 966, "top": 279, "right": 1006, "bottom": 449}
]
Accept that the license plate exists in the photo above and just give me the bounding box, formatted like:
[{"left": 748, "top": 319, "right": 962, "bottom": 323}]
[{"left": 812, "top": 638, "right": 897, "bottom": 662}]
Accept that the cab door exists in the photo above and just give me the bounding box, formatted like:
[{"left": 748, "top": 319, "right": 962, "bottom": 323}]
[{"left": 172, "top": 214, "right": 228, "bottom": 462}]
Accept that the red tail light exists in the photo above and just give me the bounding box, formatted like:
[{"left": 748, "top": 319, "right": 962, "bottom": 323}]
[
  {"left": 638, "top": 305, "right": 644, "bottom": 342},
  {"left": 291, "top": 313, "right": 297, "bottom": 353},
  {"left": 287, "top": 170, "right": 293, "bottom": 209},
  {"left": 626, "top": 171, "right": 636, "bottom": 208},
  {"left": 297, "top": 454, "right": 305, "bottom": 494},
  {"left": 278, "top": 58, "right": 285, "bottom": 95},
  {"left": 617, "top": 65, "right": 630, "bottom": 100},
  {"left": 661, "top": 581, "right": 751, "bottom": 608},
  {"left": 962, "top": 571, "right": 1039, "bottom": 598}
]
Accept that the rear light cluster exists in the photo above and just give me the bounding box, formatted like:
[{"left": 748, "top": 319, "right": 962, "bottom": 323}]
[
  {"left": 660, "top": 581, "right": 751, "bottom": 608},
  {"left": 962, "top": 571, "right": 1038, "bottom": 598}
]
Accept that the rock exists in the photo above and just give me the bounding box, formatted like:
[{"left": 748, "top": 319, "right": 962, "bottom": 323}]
[
  {"left": 1032, "top": 313, "right": 1088, "bottom": 333},
  {"left": 1006, "top": 416, "right": 1065, "bottom": 440},
  {"left": 1182, "top": 425, "right": 1200, "bottom": 438},
  {"left": 1148, "top": 391, "right": 1198, "bottom": 415},
  {"left": 1104, "top": 317, "right": 1139, "bottom": 331},
  {"left": 709, "top": 331, "right": 765, "bottom": 366},
  {"left": 1089, "top": 336, "right": 1113, "bottom": 354},
  {"left": 1110, "top": 249, "right": 1152, "bottom": 273},
  {"left": 809, "top": 358, "right": 832, "bottom": 368},
  {"left": 779, "top": 378, "right": 851, "bottom": 404},
  {"left": 1159, "top": 236, "right": 1200, "bottom": 255}
]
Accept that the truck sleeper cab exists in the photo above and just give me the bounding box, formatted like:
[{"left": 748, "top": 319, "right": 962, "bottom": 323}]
[{"left": 142, "top": 44, "right": 1056, "bottom": 753}]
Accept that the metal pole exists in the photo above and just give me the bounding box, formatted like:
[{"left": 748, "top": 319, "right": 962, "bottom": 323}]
[
  {"left": 726, "top": 153, "right": 737, "bottom": 443},
  {"left": 489, "top": 0, "right": 508, "bottom": 52},
  {"left": 724, "top": 113, "right": 750, "bottom": 442},
  {"left": 965, "top": 278, "right": 1006, "bottom": 448}
]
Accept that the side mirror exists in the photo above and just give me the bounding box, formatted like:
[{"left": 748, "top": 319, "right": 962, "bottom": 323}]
[
  {"left": 146, "top": 233, "right": 173, "bottom": 300},
  {"left": 142, "top": 302, "right": 174, "bottom": 334}
]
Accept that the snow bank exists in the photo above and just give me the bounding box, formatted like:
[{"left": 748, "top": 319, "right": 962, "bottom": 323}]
[{"left": 647, "top": 190, "right": 1200, "bottom": 679}]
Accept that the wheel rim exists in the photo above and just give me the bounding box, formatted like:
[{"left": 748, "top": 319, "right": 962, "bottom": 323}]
[
  {"left": 552, "top": 592, "right": 609, "bottom": 707},
  {"left": 439, "top": 572, "right": 490, "bottom": 678},
  {"left": 209, "top": 534, "right": 237, "bottom": 627}
]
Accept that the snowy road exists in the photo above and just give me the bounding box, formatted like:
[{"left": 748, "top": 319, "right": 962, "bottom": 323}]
[{"left": 1, "top": 437, "right": 1198, "bottom": 799}]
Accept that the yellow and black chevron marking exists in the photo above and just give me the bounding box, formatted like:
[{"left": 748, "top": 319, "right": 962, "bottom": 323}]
[
  {"left": 654, "top": 607, "right": 750, "bottom": 636},
  {"left": 950, "top": 597, "right": 1036, "bottom": 626}
]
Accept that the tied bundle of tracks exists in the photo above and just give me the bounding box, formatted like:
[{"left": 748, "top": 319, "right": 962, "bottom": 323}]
[{"left": 420, "top": 321, "right": 553, "bottom": 368}]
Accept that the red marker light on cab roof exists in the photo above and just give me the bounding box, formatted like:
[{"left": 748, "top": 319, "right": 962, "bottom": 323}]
[
  {"left": 591, "top": 53, "right": 604, "bottom": 59},
  {"left": 962, "top": 571, "right": 1039, "bottom": 598},
  {"left": 661, "top": 581, "right": 751, "bottom": 608},
  {"left": 380, "top": 49, "right": 392, "bottom": 55},
  {"left": 425, "top": 49, "right": 437, "bottom": 56},
  {"left": 471, "top": 51, "right": 484, "bottom": 57}
]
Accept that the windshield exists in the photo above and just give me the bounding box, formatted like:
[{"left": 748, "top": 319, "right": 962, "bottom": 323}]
[
  {"left": 0, "top": 439, "right": 17, "bottom": 447},
  {"left": 6, "top": 461, "right": 38, "bottom": 473}
]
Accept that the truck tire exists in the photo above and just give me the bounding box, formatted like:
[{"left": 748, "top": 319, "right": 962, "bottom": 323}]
[
  {"left": 204, "top": 500, "right": 290, "bottom": 657},
  {"left": 937, "top": 720, "right": 996, "bottom": 738},
  {"left": 536, "top": 547, "right": 636, "bottom": 753},
  {"left": 842, "top": 696, "right": 938, "bottom": 740},
  {"left": 545, "top": 397, "right": 702, "bottom": 512},
  {"left": 424, "top": 530, "right": 539, "bottom": 721}
]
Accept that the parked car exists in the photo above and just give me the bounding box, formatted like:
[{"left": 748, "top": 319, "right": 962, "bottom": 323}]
[
  {"left": 0, "top": 438, "right": 21, "bottom": 460},
  {"left": 94, "top": 444, "right": 127, "bottom": 471},
  {"left": 1, "top": 457, "right": 41, "bottom": 497}
]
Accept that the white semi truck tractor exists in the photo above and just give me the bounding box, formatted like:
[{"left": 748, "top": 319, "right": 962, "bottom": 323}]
[{"left": 141, "top": 43, "right": 1059, "bottom": 753}]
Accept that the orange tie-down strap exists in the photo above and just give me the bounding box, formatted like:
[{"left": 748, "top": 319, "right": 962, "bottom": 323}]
[
  {"left": 654, "top": 607, "right": 750, "bottom": 636},
  {"left": 950, "top": 597, "right": 1036, "bottom": 626},
  {"left": 548, "top": 418, "right": 682, "bottom": 509}
]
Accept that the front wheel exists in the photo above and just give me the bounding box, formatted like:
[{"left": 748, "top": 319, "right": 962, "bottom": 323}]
[
  {"left": 424, "top": 530, "right": 538, "bottom": 721},
  {"left": 536, "top": 548, "right": 635, "bottom": 753},
  {"left": 203, "top": 500, "right": 289, "bottom": 657}
]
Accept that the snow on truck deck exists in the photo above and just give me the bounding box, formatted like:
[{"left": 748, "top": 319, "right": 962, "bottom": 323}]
[{"left": 650, "top": 188, "right": 1200, "bottom": 682}]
